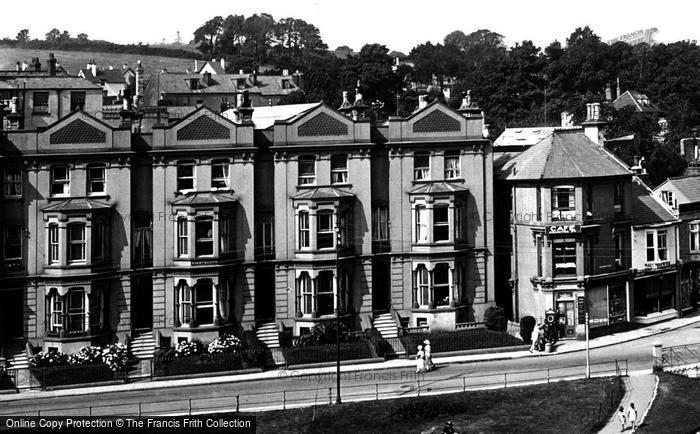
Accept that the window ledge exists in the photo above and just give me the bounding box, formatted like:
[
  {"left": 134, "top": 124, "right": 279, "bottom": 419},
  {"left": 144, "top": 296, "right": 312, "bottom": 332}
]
[{"left": 2, "top": 196, "right": 22, "bottom": 200}]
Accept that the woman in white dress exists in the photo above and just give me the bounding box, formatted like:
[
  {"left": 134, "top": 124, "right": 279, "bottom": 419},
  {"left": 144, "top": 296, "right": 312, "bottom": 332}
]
[
  {"left": 415, "top": 345, "right": 425, "bottom": 373},
  {"left": 423, "top": 339, "right": 433, "bottom": 371}
]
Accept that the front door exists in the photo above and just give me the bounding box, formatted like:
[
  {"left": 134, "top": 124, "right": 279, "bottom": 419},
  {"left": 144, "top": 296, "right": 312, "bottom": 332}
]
[
  {"left": 255, "top": 265, "right": 275, "bottom": 323},
  {"left": 372, "top": 258, "right": 391, "bottom": 312},
  {"left": 132, "top": 276, "right": 153, "bottom": 330},
  {"left": 0, "top": 290, "right": 23, "bottom": 341},
  {"left": 556, "top": 300, "right": 576, "bottom": 338}
]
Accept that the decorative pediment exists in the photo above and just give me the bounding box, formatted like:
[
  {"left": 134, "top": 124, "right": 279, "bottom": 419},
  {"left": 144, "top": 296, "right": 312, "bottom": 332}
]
[
  {"left": 177, "top": 115, "right": 231, "bottom": 141},
  {"left": 412, "top": 109, "right": 461, "bottom": 133},
  {"left": 50, "top": 119, "right": 106, "bottom": 144},
  {"left": 298, "top": 112, "right": 348, "bottom": 137}
]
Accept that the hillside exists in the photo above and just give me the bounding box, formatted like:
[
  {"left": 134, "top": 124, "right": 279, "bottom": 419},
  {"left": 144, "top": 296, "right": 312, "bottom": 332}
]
[{"left": 0, "top": 47, "right": 197, "bottom": 77}]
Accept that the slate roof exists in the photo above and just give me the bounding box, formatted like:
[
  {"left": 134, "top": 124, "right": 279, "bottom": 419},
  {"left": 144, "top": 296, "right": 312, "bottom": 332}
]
[
  {"left": 630, "top": 177, "right": 678, "bottom": 226},
  {"left": 170, "top": 192, "right": 237, "bottom": 205},
  {"left": 497, "top": 129, "right": 632, "bottom": 181},
  {"left": 150, "top": 73, "right": 299, "bottom": 96},
  {"left": 197, "top": 61, "right": 225, "bottom": 74},
  {"left": 292, "top": 187, "right": 355, "bottom": 200},
  {"left": 409, "top": 182, "right": 469, "bottom": 195},
  {"left": 80, "top": 68, "right": 128, "bottom": 84},
  {"left": 662, "top": 176, "right": 700, "bottom": 204},
  {"left": 613, "top": 90, "right": 661, "bottom": 114},
  {"left": 223, "top": 103, "right": 320, "bottom": 129},
  {"left": 1, "top": 77, "right": 101, "bottom": 90},
  {"left": 493, "top": 127, "right": 555, "bottom": 147},
  {"left": 42, "top": 198, "right": 112, "bottom": 212}
]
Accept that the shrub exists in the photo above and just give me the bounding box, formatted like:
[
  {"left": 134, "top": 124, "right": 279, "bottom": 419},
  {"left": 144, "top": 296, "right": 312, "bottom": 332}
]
[
  {"left": 208, "top": 334, "right": 244, "bottom": 355},
  {"left": 174, "top": 340, "right": 204, "bottom": 358},
  {"left": 483, "top": 306, "right": 507, "bottom": 332},
  {"left": 520, "top": 316, "right": 537, "bottom": 343},
  {"left": 102, "top": 343, "right": 130, "bottom": 371},
  {"left": 69, "top": 346, "right": 104, "bottom": 365},
  {"left": 294, "top": 322, "right": 361, "bottom": 347},
  {"left": 29, "top": 351, "right": 70, "bottom": 368}
]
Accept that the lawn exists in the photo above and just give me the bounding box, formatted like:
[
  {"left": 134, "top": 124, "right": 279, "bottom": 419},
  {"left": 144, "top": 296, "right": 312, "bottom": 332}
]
[
  {"left": 254, "top": 377, "right": 622, "bottom": 433},
  {"left": 641, "top": 373, "right": 700, "bottom": 433}
]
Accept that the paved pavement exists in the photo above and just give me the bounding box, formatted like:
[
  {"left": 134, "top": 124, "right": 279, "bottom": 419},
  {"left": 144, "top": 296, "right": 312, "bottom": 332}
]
[
  {"left": 0, "top": 312, "right": 698, "bottom": 418},
  {"left": 598, "top": 373, "right": 658, "bottom": 434}
]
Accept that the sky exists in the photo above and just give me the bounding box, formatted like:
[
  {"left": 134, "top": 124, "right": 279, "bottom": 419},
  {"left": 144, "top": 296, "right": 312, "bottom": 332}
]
[{"left": 4, "top": 0, "right": 700, "bottom": 53}]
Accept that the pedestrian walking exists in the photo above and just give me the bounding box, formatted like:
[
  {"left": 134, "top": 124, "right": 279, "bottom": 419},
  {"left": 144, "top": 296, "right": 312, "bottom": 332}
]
[
  {"left": 628, "top": 403, "right": 638, "bottom": 431},
  {"left": 617, "top": 406, "right": 626, "bottom": 432},
  {"left": 416, "top": 345, "right": 425, "bottom": 374},
  {"left": 530, "top": 322, "right": 541, "bottom": 353},
  {"left": 423, "top": 339, "right": 434, "bottom": 371}
]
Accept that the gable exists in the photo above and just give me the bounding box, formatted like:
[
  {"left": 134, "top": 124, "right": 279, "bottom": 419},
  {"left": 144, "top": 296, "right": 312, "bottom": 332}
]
[
  {"left": 177, "top": 115, "right": 231, "bottom": 141},
  {"left": 413, "top": 109, "right": 461, "bottom": 133},
  {"left": 50, "top": 119, "right": 106, "bottom": 145},
  {"left": 297, "top": 112, "right": 349, "bottom": 137}
]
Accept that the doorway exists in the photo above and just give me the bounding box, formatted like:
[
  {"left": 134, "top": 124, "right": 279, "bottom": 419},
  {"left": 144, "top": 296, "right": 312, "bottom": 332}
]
[
  {"left": 132, "top": 276, "right": 153, "bottom": 330},
  {"left": 0, "top": 290, "right": 23, "bottom": 341},
  {"left": 372, "top": 258, "right": 391, "bottom": 312},
  {"left": 556, "top": 300, "right": 576, "bottom": 337},
  {"left": 255, "top": 265, "right": 276, "bottom": 323}
]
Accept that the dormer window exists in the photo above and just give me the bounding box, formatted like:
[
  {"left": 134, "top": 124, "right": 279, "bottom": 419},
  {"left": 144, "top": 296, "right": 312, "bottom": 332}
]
[
  {"left": 282, "top": 79, "right": 291, "bottom": 89},
  {"left": 188, "top": 78, "right": 199, "bottom": 90},
  {"left": 236, "top": 78, "right": 246, "bottom": 90}
]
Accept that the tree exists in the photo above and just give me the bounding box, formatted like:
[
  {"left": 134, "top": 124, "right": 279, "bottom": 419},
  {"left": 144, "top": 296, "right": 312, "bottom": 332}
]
[
  {"left": 242, "top": 13, "right": 276, "bottom": 66},
  {"left": 219, "top": 14, "right": 245, "bottom": 57},
  {"left": 193, "top": 16, "right": 224, "bottom": 58},
  {"left": 59, "top": 30, "right": 71, "bottom": 42},
  {"left": 15, "top": 29, "right": 29, "bottom": 42},
  {"left": 45, "top": 28, "right": 61, "bottom": 42},
  {"left": 76, "top": 33, "right": 89, "bottom": 42},
  {"left": 278, "top": 89, "right": 308, "bottom": 105}
]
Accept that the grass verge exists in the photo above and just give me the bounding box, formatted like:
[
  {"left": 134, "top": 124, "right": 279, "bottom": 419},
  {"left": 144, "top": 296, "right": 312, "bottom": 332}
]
[
  {"left": 641, "top": 372, "right": 700, "bottom": 433},
  {"left": 254, "top": 376, "right": 622, "bottom": 433}
]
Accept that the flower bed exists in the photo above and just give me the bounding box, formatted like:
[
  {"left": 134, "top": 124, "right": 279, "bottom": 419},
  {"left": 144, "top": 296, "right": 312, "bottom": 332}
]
[
  {"left": 400, "top": 328, "right": 524, "bottom": 356},
  {"left": 28, "top": 344, "right": 130, "bottom": 389},
  {"left": 154, "top": 334, "right": 264, "bottom": 377}
]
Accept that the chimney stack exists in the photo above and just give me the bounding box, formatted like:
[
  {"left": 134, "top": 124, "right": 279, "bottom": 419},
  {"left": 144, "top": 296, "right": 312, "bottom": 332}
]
[
  {"left": 48, "top": 53, "right": 57, "bottom": 76},
  {"left": 239, "top": 69, "right": 244, "bottom": 74},
  {"left": 338, "top": 91, "right": 353, "bottom": 117},
  {"left": 21, "top": 61, "right": 28, "bottom": 71},
  {"left": 418, "top": 95, "right": 428, "bottom": 110},
  {"left": 234, "top": 90, "right": 254, "bottom": 123},
  {"left": 194, "top": 59, "right": 199, "bottom": 72},
  {"left": 283, "top": 69, "right": 289, "bottom": 76},
  {"left": 220, "top": 58, "right": 225, "bottom": 71},
  {"left": 15, "top": 61, "right": 20, "bottom": 71},
  {"left": 605, "top": 83, "right": 612, "bottom": 101},
  {"left": 89, "top": 60, "right": 97, "bottom": 77},
  {"left": 31, "top": 57, "right": 41, "bottom": 72},
  {"left": 582, "top": 102, "right": 607, "bottom": 145},
  {"left": 135, "top": 60, "right": 144, "bottom": 107}
]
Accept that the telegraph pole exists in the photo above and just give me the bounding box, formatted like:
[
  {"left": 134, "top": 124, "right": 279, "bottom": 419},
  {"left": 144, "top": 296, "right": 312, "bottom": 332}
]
[
  {"left": 335, "top": 227, "right": 342, "bottom": 404},
  {"left": 585, "top": 312, "right": 591, "bottom": 379}
]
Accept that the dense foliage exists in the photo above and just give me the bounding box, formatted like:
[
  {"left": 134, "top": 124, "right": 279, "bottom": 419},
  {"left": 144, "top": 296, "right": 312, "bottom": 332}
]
[
  {"left": 483, "top": 306, "right": 508, "bottom": 332},
  {"left": 519, "top": 316, "right": 537, "bottom": 343},
  {"left": 293, "top": 322, "right": 362, "bottom": 347},
  {"left": 29, "top": 343, "right": 129, "bottom": 371}
]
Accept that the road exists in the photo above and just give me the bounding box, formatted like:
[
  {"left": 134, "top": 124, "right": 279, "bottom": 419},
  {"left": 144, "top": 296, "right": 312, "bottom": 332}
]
[{"left": 1, "top": 323, "right": 699, "bottom": 417}]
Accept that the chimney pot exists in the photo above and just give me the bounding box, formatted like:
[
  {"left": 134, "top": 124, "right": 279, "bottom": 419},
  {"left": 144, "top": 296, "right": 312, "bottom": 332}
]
[
  {"left": 239, "top": 69, "right": 244, "bottom": 74},
  {"left": 194, "top": 59, "right": 199, "bottom": 72},
  {"left": 283, "top": 69, "right": 289, "bottom": 76},
  {"left": 418, "top": 95, "right": 428, "bottom": 110},
  {"left": 220, "top": 58, "right": 225, "bottom": 70}
]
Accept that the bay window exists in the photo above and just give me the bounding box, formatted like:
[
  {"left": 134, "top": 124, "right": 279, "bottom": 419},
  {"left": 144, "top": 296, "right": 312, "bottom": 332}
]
[
  {"left": 317, "top": 272, "right": 334, "bottom": 316},
  {"left": 551, "top": 186, "right": 575, "bottom": 221},
  {"left": 92, "top": 222, "right": 105, "bottom": 261},
  {"left": 433, "top": 265, "right": 450, "bottom": 307},
  {"left": 195, "top": 217, "right": 214, "bottom": 256},
  {"left": 298, "top": 211, "right": 310, "bottom": 249},
  {"left": 176, "top": 280, "right": 216, "bottom": 326},
  {"left": 50, "top": 166, "right": 70, "bottom": 196},
  {"left": 177, "top": 217, "right": 188, "bottom": 257},
  {"left": 331, "top": 154, "right": 348, "bottom": 184},
  {"left": 417, "top": 265, "right": 430, "bottom": 306},
  {"left": 646, "top": 229, "right": 669, "bottom": 263},
  {"left": 433, "top": 205, "right": 449, "bottom": 242},
  {"left": 415, "top": 205, "right": 428, "bottom": 243},
  {"left": 299, "top": 272, "right": 313, "bottom": 315},
  {"left": 317, "top": 211, "right": 334, "bottom": 249},
  {"left": 67, "top": 223, "right": 86, "bottom": 262},
  {"left": 298, "top": 156, "right": 316, "bottom": 185},
  {"left": 47, "top": 288, "right": 87, "bottom": 334},
  {"left": 657, "top": 231, "right": 668, "bottom": 261},
  {"left": 48, "top": 223, "right": 59, "bottom": 264},
  {"left": 219, "top": 215, "right": 234, "bottom": 253}
]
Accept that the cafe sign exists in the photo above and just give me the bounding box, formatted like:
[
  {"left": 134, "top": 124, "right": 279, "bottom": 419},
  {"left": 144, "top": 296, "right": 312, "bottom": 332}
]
[{"left": 545, "top": 224, "right": 581, "bottom": 235}]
